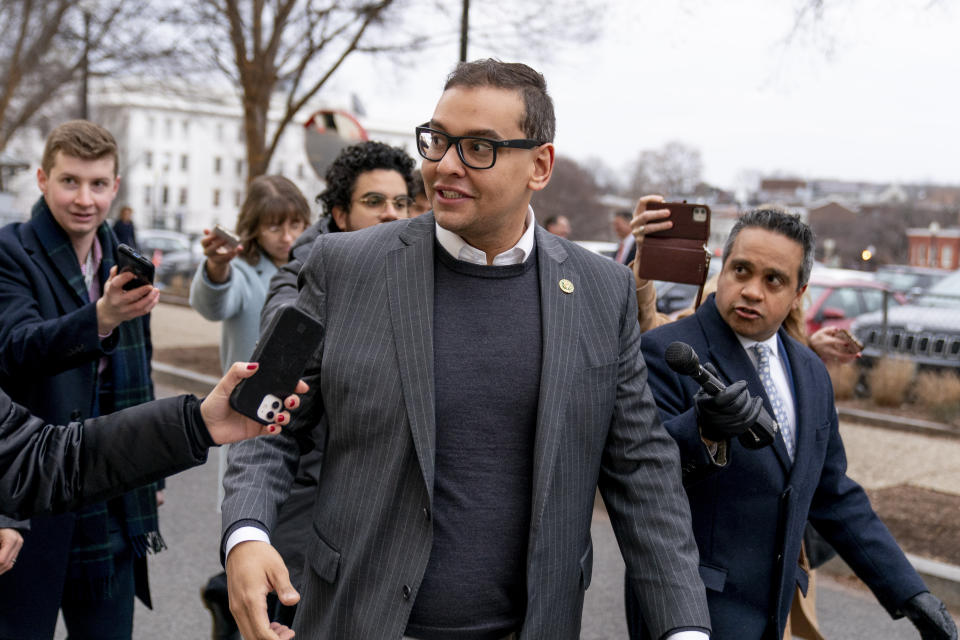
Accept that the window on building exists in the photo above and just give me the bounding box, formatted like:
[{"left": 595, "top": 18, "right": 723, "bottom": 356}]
[
  {"left": 942, "top": 246, "right": 953, "bottom": 269},
  {"left": 181, "top": 154, "right": 188, "bottom": 171},
  {"left": 162, "top": 152, "right": 171, "bottom": 173},
  {"left": 213, "top": 189, "right": 221, "bottom": 207},
  {"left": 144, "top": 185, "right": 152, "bottom": 206},
  {"left": 162, "top": 185, "right": 169, "bottom": 205},
  {"left": 145, "top": 151, "right": 153, "bottom": 169},
  {"left": 235, "top": 158, "right": 244, "bottom": 178},
  {"left": 214, "top": 156, "right": 222, "bottom": 174},
  {"left": 179, "top": 187, "right": 188, "bottom": 206},
  {"left": 165, "top": 118, "right": 173, "bottom": 137},
  {"left": 234, "top": 190, "right": 242, "bottom": 207},
  {"left": 182, "top": 120, "right": 189, "bottom": 137}
]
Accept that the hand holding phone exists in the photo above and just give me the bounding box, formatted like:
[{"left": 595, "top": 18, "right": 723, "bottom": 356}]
[
  {"left": 213, "top": 224, "right": 241, "bottom": 250},
  {"left": 635, "top": 201, "right": 711, "bottom": 286},
  {"left": 229, "top": 306, "right": 323, "bottom": 426},
  {"left": 117, "top": 243, "right": 155, "bottom": 291}
]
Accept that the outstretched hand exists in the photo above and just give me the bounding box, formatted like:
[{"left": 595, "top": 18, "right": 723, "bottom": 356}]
[{"left": 199, "top": 362, "right": 308, "bottom": 445}]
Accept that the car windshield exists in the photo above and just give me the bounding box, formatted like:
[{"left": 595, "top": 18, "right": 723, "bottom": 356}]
[{"left": 915, "top": 270, "right": 960, "bottom": 308}]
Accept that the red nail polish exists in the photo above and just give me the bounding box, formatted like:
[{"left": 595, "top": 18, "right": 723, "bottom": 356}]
[
  {"left": 269, "top": 425, "right": 276, "bottom": 432},
  {"left": 277, "top": 414, "right": 285, "bottom": 423},
  {"left": 246, "top": 363, "right": 258, "bottom": 370}
]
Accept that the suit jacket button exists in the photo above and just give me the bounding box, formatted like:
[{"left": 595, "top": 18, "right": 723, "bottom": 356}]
[{"left": 402, "top": 584, "right": 412, "bottom": 599}]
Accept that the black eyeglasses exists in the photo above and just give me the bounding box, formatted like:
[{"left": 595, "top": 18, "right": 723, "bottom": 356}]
[
  {"left": 415, "top": 124, "right": 544, "bottom": 170},
  {"left": 355, "top": 193, "right": 415, "bottom": 212}
]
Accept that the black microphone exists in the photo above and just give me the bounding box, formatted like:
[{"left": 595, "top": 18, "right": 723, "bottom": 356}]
[{"left": 665, "top": 341, "right": 775, "bottom": 449}]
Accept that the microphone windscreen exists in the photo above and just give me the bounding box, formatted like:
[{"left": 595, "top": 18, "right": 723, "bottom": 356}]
[{"left": 665, "top": 341, "right": 700, "bottom": 376}]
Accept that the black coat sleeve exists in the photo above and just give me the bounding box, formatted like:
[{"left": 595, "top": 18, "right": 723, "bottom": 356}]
[{"left": 0, "top": 390, "right": 209, "bottom": 519}]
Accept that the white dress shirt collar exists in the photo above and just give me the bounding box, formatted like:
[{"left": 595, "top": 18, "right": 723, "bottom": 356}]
[
  {"left": 435, "top": 206, "right": 536, "bottom": 266},
  {"left": 735, "top": 332, "right": 780, "bottom": 361}
]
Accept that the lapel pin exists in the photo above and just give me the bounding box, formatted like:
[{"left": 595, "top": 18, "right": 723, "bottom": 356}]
[{"left": 559, "top": 279, "right": 574, "bottom": 294}]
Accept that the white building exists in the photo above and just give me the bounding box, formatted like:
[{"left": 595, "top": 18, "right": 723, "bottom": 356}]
[{"left": 3, "top": 80, "right": 417, "bottom": 235}]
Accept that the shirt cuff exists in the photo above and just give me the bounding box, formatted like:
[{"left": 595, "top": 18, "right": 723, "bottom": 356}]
[
  {"left": 664, "top": 631, "right": 710, "bottom": 640},
  {"left": 224, "top": 526, "right": 271, "bottom": 560}
]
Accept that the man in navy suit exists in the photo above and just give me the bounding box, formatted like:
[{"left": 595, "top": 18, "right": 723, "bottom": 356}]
[{"left": 631, "top": 209, "right": 957, "bottom": 640}]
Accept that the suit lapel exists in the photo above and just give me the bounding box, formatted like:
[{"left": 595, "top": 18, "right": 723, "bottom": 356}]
[
  {"left": 28, "top": 200, "right": 91, "bottom": 306},
  {"left": 697, "top": 299, "right": 793, "bottom": 473},
  {"left": 529, "top": 228, "right": 579, "bottom": 533},
  {"left": 386, "top": 215, "right": 437, "bottom": 499},
  {"left": 780, "top": 334, "right": 818, "bottom": 485}
]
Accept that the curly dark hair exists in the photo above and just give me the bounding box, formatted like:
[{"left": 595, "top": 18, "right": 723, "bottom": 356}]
[{"left": 317, "top": 141, "right": 416, "bottom": 232}]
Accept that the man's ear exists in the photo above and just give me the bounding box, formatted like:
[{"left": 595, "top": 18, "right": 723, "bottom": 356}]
[
  {"left": 527, "top": 143, "right": 555, "bottom": 192},
  {"left": 792, "top": 283, "right": 808, "bottom": 310},
  {"left": 37, "top": 167, "right": 48, "bottom": 194},
  {"left": 331, "top": 205, "right": 349, "bottom": 231}
]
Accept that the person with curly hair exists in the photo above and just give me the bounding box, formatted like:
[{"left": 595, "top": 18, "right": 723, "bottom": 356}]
[{"left": 317, "top": 140, "right": 417, "bottom": 232}]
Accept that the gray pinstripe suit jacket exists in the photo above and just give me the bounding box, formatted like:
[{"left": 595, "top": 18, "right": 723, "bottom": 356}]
[{"left": 221, "top": 213, "right": 709, "bottom": 639}]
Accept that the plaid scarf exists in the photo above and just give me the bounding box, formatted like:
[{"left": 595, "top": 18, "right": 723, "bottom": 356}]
[{"left": 30, "top": 198, "right": 164, "bottom": 600}]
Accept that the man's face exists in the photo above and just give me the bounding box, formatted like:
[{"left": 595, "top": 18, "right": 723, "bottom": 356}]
[
  {"left": 332, "top": 168, "right": 410, "bottom": 231},
  {"left": 612, "top": 216, "right": 630, "bottom": 239},
  {"left": 37, "top": 152, "right": 119, "bottom": 244},
  {"left": 715, "top": 227, "right": 807, "bottom": 342},
  {"left": 422, "top": 86, "right": 553, "bottom": 252}
]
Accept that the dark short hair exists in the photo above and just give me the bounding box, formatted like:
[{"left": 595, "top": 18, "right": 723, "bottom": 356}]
[
  {"left": 443, "top": 59, "right": 555, "bottom": 143},
  {"left": 615, "top": 210, "right": 632, "bottom": 221},
  {"left": 236, "top": 175, "right": 311, "bottom": 265},
  {"left": 410, "top": 169, "right": 426, "bottom": 198},
  {"left": 42, "top": 120, "right": 119, "bottom": 176},
  {"left": 722, "top": 208, "right": 815, "bottom": 289},
  {"left": 544, "top": 215, "right": 563, "bottom": 228},
  {"left": 316, "top": 141, "right": 416, "bottom": 232}
]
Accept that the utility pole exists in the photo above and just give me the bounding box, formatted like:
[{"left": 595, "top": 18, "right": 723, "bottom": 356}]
[
  {"left": 459, "top": 0, "right": 470, "bottom": 62},
  {"left": 80, "top": 9, "right": 91, "bottom": 119}
]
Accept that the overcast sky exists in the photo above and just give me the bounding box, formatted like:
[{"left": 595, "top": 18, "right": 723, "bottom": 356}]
[{"left": 329, "top": 0, "right": 959, "bottom": 191}]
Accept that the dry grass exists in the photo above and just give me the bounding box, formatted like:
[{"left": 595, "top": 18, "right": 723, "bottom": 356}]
[
  {"left": 868, "top": 357, "right": 916, "bottom": 407},
  {"left": 826, "top": 362, "right": 859, "bottom": 400},
  {"left": 912, "top": 370, "right": 960, "bottom": 423}
]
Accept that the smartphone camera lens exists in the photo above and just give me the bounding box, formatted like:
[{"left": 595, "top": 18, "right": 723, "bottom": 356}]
[
  {"left": 271, "top": 400, "right": 281, "bottom": 409},
  {"left": 266, "top": 411, "right": 275, "bottom": 420}
]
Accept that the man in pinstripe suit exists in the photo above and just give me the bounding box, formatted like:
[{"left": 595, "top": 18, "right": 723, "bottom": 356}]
[{"left": 222, "top": 59, "right": 711, "bottom": 640}]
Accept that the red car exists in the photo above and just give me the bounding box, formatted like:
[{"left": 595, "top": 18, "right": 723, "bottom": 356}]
[{"left": 804, "top": 278, "right": 906, "bottom": 335}]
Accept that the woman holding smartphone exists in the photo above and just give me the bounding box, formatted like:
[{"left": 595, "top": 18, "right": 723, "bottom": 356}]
[{"left": 189, "top": 175, "right": 310, "bottom": 373}]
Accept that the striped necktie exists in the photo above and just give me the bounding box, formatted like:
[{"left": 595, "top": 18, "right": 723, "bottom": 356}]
[{"left": 753, "top": 343, "right": 794, "bottom": 460}]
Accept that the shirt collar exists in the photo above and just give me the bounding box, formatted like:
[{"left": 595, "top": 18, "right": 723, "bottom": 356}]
[
  {"left": 435, "top": 206, "right": 536, "bottom": 266},
  {"left": 736, "top": 331, "right": 780, "bottom": 360}
]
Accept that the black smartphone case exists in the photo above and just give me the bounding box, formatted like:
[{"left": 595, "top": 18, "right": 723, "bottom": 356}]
[
  {"left": 117, "top": 243, "right": 155, "bottom": 290},
  {"left": 228, "top": 305, "right": 323, "bottom": 425}
]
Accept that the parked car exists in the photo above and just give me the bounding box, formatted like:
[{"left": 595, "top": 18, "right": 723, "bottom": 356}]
[
  {"left": 852, "top": 269, "right": 960, "bottom": 370},
  {"left": 654, "top": 257, "right": 722, "bottom": 315},
  {"left": 138, "top": 229, "right": 203, "bottom": 288},
  {"left": 874, "top": 264, "right": 949, "bottom": 298},
  {"left": 804, "top": 278, "right": 905, "bottom": 335}
]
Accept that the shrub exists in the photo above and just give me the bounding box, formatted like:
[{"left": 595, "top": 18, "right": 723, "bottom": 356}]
[
  {"left": 826, "top": 362, "right": 859, "bottom": 400},
  {"left": 868, "top": 357, "right": 916, "bottom": 407},
  {"left": 912, "top": 370, "right": 960, "bottom": 424}
]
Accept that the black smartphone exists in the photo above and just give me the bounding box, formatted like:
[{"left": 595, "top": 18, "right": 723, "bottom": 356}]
[
  {"left": 229, "top": 305, "right": 323, "bottom": 425},
  {"left": 117, "top": 243, "right": 155, "bottom": 291}
]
